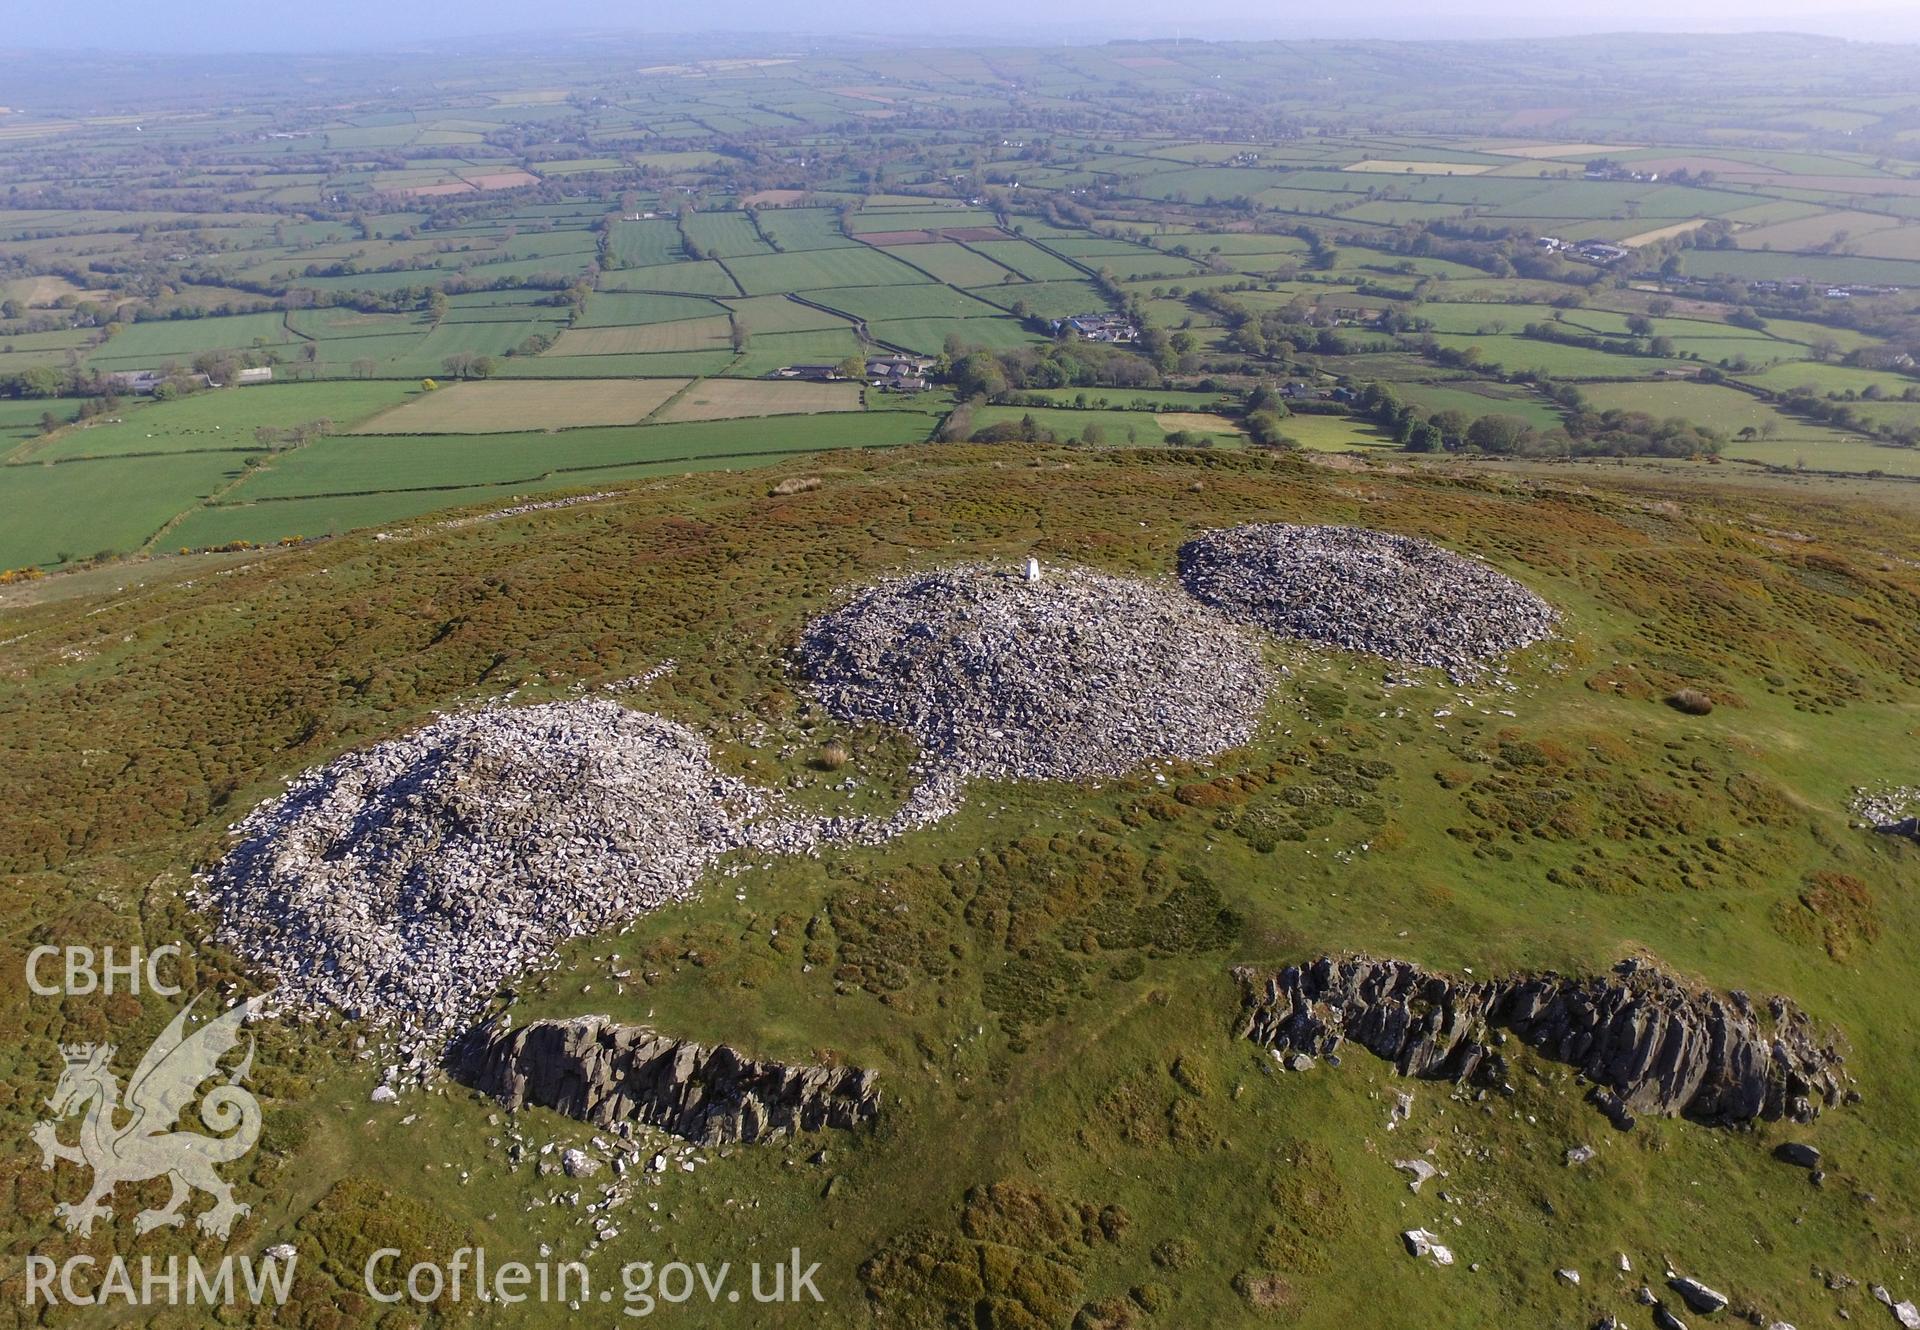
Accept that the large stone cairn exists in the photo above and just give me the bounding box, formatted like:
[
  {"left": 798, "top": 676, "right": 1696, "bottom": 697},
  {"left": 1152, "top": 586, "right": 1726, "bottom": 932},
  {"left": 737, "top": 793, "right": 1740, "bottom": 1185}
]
[
  {"left": 199, "top": 700, "right": 771, "bottom": 1043},
  {"left": 797, "top": 561, "right": 1272, "bottom": 782},
  {"left": 1178, "top": 523, "right": 1558, "bottom": 675},
  {"left": 1235, "top": 955, "right": 1849, "bottom": 1128}
]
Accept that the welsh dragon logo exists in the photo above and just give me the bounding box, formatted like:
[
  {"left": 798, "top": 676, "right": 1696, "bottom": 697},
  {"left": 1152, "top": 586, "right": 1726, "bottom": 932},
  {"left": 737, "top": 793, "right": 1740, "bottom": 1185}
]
[{"left": 33, "top": 995, "right": 263, "bottom": 1240}]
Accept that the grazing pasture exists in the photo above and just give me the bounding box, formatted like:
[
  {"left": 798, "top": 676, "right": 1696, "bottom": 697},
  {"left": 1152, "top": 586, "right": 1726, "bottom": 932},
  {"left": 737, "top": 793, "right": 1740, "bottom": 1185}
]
[
  {"left": 655, "top": 379, "right": 863, "bottom": 421},
  {"left": 550, "top": 316, "right": 734, "bottom": 356},
  {"left": 724, "top": 247, "right": 930, "bottom": 295},
  {"left": 350, "top": 379, "right": 689, "bottom": 433}
]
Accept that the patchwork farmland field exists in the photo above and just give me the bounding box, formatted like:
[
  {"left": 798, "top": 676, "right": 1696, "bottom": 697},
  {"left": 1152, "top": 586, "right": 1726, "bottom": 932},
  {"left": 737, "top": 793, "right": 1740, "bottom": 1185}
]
[
  {"left": 3, "top": 31, "right": 1919, "bottom": 580},
  {"left": 14, "top": 33, "right": 1920, "bottom": 1330},
  {"left": 549, "top": 316, "right": 734, "bottom": 356},
  {"left": 655, "top": 378, "right": 863, "bottom": 421},
  {"left": 351, "top": 379, "right": 690, "bottom": 433}
]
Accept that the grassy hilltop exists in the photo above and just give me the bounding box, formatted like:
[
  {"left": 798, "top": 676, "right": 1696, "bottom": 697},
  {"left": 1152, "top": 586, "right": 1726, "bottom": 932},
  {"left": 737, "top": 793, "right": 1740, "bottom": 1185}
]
[{"left": 1, "top": 445, "right": 1917, "bottom": 1327}]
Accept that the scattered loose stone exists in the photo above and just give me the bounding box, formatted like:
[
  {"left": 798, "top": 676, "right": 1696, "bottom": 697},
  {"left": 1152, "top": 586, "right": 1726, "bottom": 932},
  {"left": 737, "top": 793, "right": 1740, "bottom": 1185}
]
[
  {"left": 369, "top": 1085, "right": 398, "bottom": 1104},
  {"left": 1566, "top": 1143, "right": 1595, "bottom": 1166},
  {"left": 1394, "top": 1158, "right": 1440, "bottom": 1193},
  {"left": 798, "top": 561, "right": 1271, "bottom": 782},
  {"left": 1654, "top": 1304, "right": 1689, "bottom": 1330},
  {"left": 1775, "top": 1142, "right": 1822, "bottom": 1169},
  {"left": 1177, "top": 523, "right": 1557, "bottom": 676},
  {"left": 1850, "top": 786, "right": 1920, "bottom": 839},
  {"left": 1402, "top": 1229, "right": 1453, "bottom": 1266},
  {"left": 1556, "top": 1268, "right": 1582, "bottom": 1287},
  {"left": 1670, "top": 1276, "right": 1730, "bottom": 1314}
]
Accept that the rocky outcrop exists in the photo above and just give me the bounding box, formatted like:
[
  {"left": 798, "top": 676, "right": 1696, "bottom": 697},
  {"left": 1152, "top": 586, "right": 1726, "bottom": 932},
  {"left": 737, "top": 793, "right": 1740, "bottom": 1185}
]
[
  {"left": 449, "top": 1014, "right": 880, "bottom": 1146},
  {"left": 1235, "top": 956, "right": 1848, "bottom": 1127}
]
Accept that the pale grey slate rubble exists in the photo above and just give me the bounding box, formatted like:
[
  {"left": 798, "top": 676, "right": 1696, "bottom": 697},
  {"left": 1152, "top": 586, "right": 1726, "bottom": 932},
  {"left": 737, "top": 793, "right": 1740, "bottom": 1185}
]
[
  {"left": 1851, "top": 785, "right": 1920, "bottom": 840},
  {"left": 200, "top": 701, "right": 770, "bottom": 1040},
  {"left": 797, "top": 562, "right": 1271, "bottom": 782},
  {"left": 1177, "top": 523, "right": 1557, "bottom": 675},
  {"left": 450, "top": 1013, "right": 879, "bottom": 1146},
  {"left": 1235, "top": 955, "right": 1848, "bottom": 1128},
  {"left": 199, "top": 698, "right": 961, "bottom": 1051}
]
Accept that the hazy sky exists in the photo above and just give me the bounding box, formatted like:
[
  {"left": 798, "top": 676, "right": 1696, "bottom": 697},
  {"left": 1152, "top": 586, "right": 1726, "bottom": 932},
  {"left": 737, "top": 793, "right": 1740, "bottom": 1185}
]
[{"left": 8, "top": 0, "right": 1920, "bottom": 50}]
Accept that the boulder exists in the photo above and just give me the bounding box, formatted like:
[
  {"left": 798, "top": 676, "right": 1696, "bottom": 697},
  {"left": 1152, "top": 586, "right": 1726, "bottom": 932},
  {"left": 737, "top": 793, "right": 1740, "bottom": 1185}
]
[
  {"left": 1669, "top": 1276, "right": 1729, "bottom": 1314},
  {"left": 1394, "top": 1158, "right": 1440, "bottom": 1193}
]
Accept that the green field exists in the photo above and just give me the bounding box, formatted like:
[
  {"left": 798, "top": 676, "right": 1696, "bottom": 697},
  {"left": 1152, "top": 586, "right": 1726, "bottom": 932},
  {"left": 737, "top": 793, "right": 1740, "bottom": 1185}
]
[
  {"left": 13, "top": 442, "right": 1920, "bottom": 1329},
  {"left": 724, "top": 247, "right": 932, "bottom": 295},
  {"left": 973, "top": 403, "right": 1244, "bottom": 445},
  {"left": 0, "top": 450, "right": 246, "bottom": 565},
  {"left": 215, "top": 411, "right": 936, "bottom": 502}
]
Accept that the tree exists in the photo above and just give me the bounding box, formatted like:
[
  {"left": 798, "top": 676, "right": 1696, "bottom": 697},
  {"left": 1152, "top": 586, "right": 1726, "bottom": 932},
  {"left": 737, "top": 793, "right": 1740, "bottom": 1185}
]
[
  {"left": 948, "top": 352, "right": 1007, "bottom": 400},
  {"left": 1465, "top": 414, "right": 1535, "bottom": 455},
  {"left": 1403, "top": 420, "right": 1441, "bottom": 453},
  {"left": 835, "top": 354, "right": 867, "bottom": 382},
  {"left": 351, "top": 358, "right": 377, "bottom": 380}
]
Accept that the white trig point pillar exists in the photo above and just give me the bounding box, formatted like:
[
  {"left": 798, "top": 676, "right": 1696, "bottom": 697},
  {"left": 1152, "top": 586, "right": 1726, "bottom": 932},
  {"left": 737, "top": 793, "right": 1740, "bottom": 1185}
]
[{"left": 1024, "top": 556, "right": 1041, "bottom": 583}]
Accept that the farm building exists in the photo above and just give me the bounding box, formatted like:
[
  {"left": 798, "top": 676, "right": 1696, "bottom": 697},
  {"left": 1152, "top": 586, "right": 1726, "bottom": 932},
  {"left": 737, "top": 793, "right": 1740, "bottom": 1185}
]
[
  {"left": 1052, "top": 313, "right": 1138, "bottom": 343},
  {"left": 104, "top": 369, "right": 214, "bottom": 395},
  {"left": 236, "top": 366, "right": 273, "bottom": 385},
  {"left": 865, "top": 354, "right": 934, "bottom": 392}
]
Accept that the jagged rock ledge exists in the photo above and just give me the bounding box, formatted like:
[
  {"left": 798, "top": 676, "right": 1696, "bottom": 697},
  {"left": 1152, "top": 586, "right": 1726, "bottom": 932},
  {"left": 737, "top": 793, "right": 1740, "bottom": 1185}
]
[
  {"left": 1234, "top": 955, "right": 1849, "bottom": 1128},
  {"left": 448, "top": 1014, "right": 880, "bottom": 1147}
]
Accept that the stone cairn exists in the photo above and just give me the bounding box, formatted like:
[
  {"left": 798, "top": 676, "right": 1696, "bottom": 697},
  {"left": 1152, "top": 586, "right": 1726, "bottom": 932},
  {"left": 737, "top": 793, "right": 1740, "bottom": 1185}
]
[
  {"left": 199, "top": 698, "right": 957, "bottom": 1054},
  {"left": 198, "top": 701, "right": 771, "bottom": 1048},
  {"left": 1178, "top": 523, "right": 1558, "bottom": 676},
  {"left": 796, "top": 561, "right": 1273, "bottom": 783}
]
